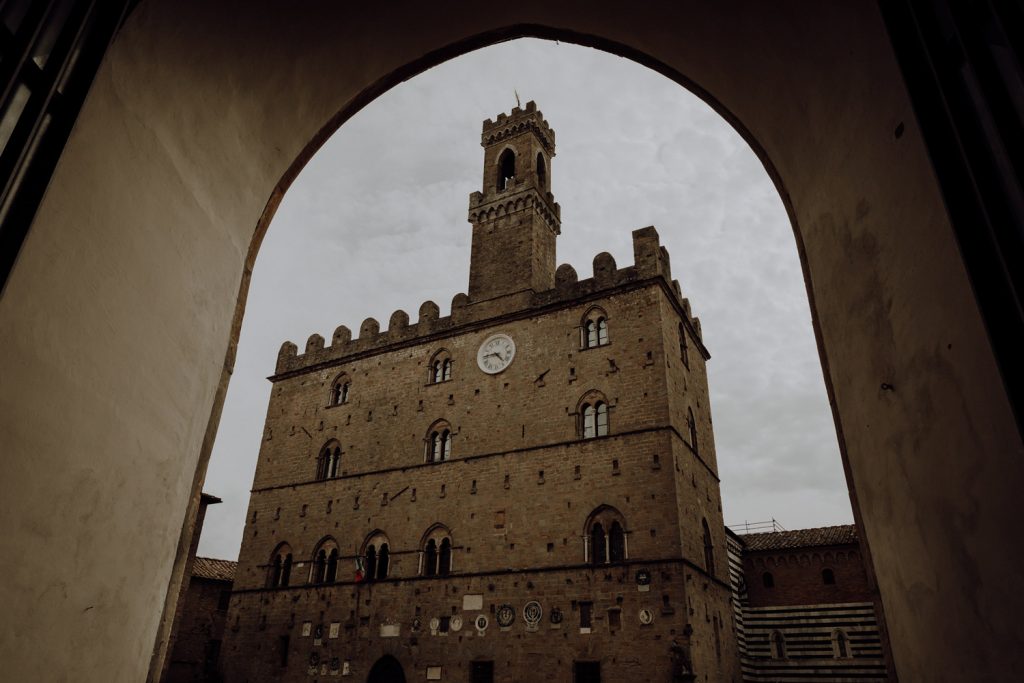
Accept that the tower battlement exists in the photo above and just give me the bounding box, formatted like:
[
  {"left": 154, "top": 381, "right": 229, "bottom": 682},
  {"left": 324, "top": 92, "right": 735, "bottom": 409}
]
[
  {"left": 275, "top": 227, "right": 705, "bottom": 376},
  {"left": 481, "top": 100, "right": 555, "bottom": 153}
]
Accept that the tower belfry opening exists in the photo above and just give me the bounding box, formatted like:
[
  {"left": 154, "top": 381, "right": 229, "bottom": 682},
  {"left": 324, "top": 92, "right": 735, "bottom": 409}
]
[{"left": 467, "top": 100, "right": 561, "bottom": 301}]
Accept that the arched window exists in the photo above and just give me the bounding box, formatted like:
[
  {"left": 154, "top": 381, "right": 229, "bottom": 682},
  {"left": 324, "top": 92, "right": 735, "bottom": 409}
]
[
  {"left": 362, "top": 532, "right": 389, "bottom": 582},
  {"left": 420, "top": 525, "right": 453, "bottom": 577},
  {"left": 702, "top": 518, "right": 715, "bottom": 576},
  {"left": 329, "top": 374, "right": 350, "bottom": 406},
  {"left": 687, "top": 407, "right": 698, "bottom": 454},
  {"left": 581, "top": 308, "right": 610, "bottom": 348},
  {"left": 497, "top": 148, "right": 515, "bottom": 190},
  {"left": 678, "top": 323, "right": 689, "bottom": 369},
  {"left": 771, "top": 630, "right": 787, "bottom": 659},
  {"left": 579, "top": 393, "right": 609, "bottom": 439},
  {"left": 833, "top": 629, "right": 850, "bottom": 658},
  {"left": 316, "top": 441, "right": 341, "bottom": 480},
  {"left": 536, "top": 153, "right": 546, "bottom": 189},
  {"left": 310, "top": 537, "right": 339, "bottom": 585},
  {"left": 429, "top": 350, "right": 452, "bottom": 384},
  {"left": 267, "top": 543, "right": 293, "bottom": 588},
  {"left": 822, "top": 567, "right": 836, "bottom": 585},
  {"left": 762, "top": 571, "right": 775, "bottom": 588},
  {"left": 585, "top": 506, "right": 628, "bottom": 565},
  {"left": 426, "top": 421, "right": 453, "bottom": 463}
]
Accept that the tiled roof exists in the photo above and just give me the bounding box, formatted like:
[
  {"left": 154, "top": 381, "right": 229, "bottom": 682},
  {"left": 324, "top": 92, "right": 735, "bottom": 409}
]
[
  {"left": 739, "top": 524, "right": 857, "bottom": 552},
  {"left": 192, "top": 557, "right": 237, "bottom": 582}
]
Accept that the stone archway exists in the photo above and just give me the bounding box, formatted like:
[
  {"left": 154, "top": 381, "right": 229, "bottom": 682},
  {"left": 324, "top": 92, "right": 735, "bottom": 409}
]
[
  {"left": 367, "top": 655, "right": 406, "bottom": 683},
  {"left": 0, "top": 2, "right": 1020, "bottom": 682}
]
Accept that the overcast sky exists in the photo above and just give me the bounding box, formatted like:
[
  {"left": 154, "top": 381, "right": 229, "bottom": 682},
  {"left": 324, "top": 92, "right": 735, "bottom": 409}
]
[{"left": 198, "top": 39, "right": 852, "bottom": 560}]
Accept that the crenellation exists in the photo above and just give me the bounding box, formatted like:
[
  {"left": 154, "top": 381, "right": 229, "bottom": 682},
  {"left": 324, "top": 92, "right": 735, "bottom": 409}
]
[
  {"left": 359, "top": 317, "right": 380, "bottom": 339},
  {"left": 387, "top": 310, "right": 409, "bottom": 334},
  {"left": 418, "top": 301, "right": 439, "bottom": 324},
  {"left": 332, "top": 325, "right": 352, "bottom": 346},
  {"left": 305, "top": 333, "right": 324, "bottom": 354},
  {"left": 555, "top": 263, "right": 578, "bottom": 287},
  {"left": 592, "top": 252, "right": 617, "bottom": 284}
]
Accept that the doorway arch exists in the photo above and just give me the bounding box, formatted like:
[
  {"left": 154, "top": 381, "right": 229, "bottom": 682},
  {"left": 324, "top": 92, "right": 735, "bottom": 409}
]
[
  {"left": 367, "top": 655, "right": 406, "bottom": 683},
  {"left": 0, "top": 3, "right": 1020, "bottom": 683}
]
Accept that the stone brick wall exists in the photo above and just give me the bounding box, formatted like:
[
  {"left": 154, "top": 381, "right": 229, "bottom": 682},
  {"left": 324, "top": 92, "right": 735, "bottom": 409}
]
[
  {"left": 223, "top": 104, "right": 738, "bottom": 682},
  {"left": 166, "top": 576, "right": 231, "bottom": 683},
  {"left": 743, "top": 545, "right": 872, "bottom": 607}
]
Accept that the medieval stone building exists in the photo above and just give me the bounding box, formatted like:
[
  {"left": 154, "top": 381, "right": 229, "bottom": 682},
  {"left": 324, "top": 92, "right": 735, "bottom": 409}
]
[
  {"left": 726, "top": 525, "right": 890, "bottom": 682},
  {"left": 221, "top": 102, "right": 739, "bottom": 682}
]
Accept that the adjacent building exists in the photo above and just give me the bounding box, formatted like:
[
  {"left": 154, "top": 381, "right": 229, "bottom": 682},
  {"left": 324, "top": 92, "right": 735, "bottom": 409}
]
[
  {"left": 221, "top": 101, "right": 738, "bottom": 682},
  {"left": 727, "top": 524, "right": 890, "bottom": 682}
]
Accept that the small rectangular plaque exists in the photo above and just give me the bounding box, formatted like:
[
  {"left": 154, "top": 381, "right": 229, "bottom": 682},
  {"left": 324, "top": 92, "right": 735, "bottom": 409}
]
[
  {"left": 301, "top": 622, "right": 312, "bottom": 637},
  {"left": 462, "top": 594, "right": 483, "bottom": 611},
  {"left": 426, "top": 666, "right": 442, "bottom": 680},
  {"left": 380, "top": 623, "right": 400, "bottom": 638},
  {"left": 329, "top": 622, "right": 340, "bottom": 639}
]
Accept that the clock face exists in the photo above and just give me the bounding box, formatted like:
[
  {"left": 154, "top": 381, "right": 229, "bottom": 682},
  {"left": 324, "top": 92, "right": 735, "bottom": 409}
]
[{"left": 477, "top": 334, "right": 516, "bottom": 374}]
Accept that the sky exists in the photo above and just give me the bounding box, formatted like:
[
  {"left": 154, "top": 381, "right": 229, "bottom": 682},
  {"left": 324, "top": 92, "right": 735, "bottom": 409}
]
[{"left": 198, "top": 39, "right": 852, "bottom": 559}]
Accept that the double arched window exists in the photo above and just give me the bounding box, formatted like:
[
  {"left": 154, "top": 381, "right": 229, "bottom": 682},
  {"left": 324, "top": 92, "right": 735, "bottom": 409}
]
[
  {"left": 310, "top": 537, "right": 339, "bottom": 585},
  {"left": 581, "top": 308, "right": 609, "bottom": 349},
  {"left": 329, "top": 373, "right": 350, "bottom": 406},
  {"left": 429, "top": 350, "right": 452, "bottom": 384},
  {"left": 426, "top": 421, "right": 453, "bottom": 463},
  {"left": 497, "top": 148, "right": 515, "bottom": 191},
  {"left": 316, "top": 440, "right": 341, "bottom": 480},
  {"left": 267, "top": 543, "right": 293, "bottom": 589},
  {"left": 420, "top": 525, "right": 453, "bottom": 577},
  {"left": 585, "top": 506, "right": 627, "bottom": 565},
  {"left": 362, "top": 532, "right": 390, "bottom": 582},
  {"left": 702, "top": 518, "right": 715, "bottom": 576},
  {"left": 578, "top": 393, "right": 609, "bottom": 439}
]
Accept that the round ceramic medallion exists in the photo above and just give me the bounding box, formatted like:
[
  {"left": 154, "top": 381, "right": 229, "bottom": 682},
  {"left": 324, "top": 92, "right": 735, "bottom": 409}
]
[
  {"left": 450, "top": 615, "right": 463, "bottom": 632},
  {"left": 639, "top": 608, "right": 655, "bottom": 625},
  {"left": 495, "top": 603, "right": 516, "bottom": 628},
  {"left": 475, "top": 614, "right": 489, "bottom": 632},
  {"left": 523, "top": 601, "right": 543, "bottom": 626},
  {"left": 429, "top": 617, "right": 440, "bottom": 631}
]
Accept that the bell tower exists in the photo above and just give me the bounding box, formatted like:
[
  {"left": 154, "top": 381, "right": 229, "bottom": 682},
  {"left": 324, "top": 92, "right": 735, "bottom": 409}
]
[{"left": 467, "top": 101, "right": 561, "bottom": 301}]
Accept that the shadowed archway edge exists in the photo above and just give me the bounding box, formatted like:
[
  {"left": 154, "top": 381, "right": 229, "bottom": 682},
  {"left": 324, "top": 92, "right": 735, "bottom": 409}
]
[{"left": 0, "top": 2, "right": 1018, "bottom": 681}]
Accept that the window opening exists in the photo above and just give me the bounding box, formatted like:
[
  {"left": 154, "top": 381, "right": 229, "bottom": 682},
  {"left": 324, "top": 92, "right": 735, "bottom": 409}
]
[
  {"left": 423, "top": 539, "right": 437, "bottom": 577},
  {"left": 687, "top": 407, "right": 698, "bottom": 454},
  {"left": 702, "top": 519, "right": 715, "bottom": 575},
  {"left": 536, "top": 152, "right": 546, "bottom": 189},
  {"left": 497, "top": 148, "right": 515, "bottom": 190},
  {"left": 822, "top": 567, "right": 836, "bottom": 584},
  {"left": 771, "top": 630, "right": 786, "bottom": 659},
  {"left": 608, "top": 520, "right": 625, "bottom": 562},
  {"left": 762, "top": 571, "right": 774, "bottom": 588},
  {"left": 679, "top": 323, "right": 690, "bottom": 368}
]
